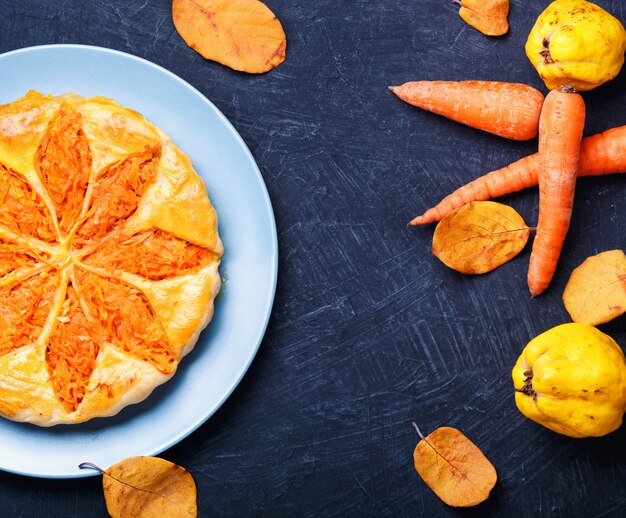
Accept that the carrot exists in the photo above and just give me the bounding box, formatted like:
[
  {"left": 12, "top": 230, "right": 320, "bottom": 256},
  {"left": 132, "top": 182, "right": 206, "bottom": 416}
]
[
  {"left": 409, "top": 124, "right": 626, "bottom": 225},
  {"left": 528, "top": 88, "right": 586, "bottom": 297},
  {"left": 389, "top": 80, "right": 544, "bottom": 140}
]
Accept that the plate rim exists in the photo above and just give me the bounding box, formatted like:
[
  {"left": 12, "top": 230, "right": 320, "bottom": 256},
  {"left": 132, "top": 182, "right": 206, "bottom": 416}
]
[{"left": 0, "top": 43, "right": 278, "bottom": 479}]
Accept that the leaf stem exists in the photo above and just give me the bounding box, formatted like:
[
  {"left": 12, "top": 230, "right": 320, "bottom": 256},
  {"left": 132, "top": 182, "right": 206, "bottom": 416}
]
[
  {"left": 78, "top": 462, "right": 104, "bottom": 473},
  {"left": 411, "top": 422, "right": 426, "bottom": 439},
  {"left": 80, "top": 459, "right": 174, "bottom": 499}
]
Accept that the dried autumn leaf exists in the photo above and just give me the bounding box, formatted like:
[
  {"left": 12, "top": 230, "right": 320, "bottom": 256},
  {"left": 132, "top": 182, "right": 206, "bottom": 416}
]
[
  {"left": 432, "top": 201, "right": 530, "bottom": 274},
  {"left": 172, "top": 0, "right": 287, "bottom": 74},
  {"left": 413, "top": 425, "right": 497, "bottom": 507},
  {"left": 563, "top": 249, "right": 626, "bottom": 325},
  {"left": 80, "top": 457, "right": 197, "bottom": 518},
  {"left": 456, "top": 0, "right": 509, "bottom": 36}
]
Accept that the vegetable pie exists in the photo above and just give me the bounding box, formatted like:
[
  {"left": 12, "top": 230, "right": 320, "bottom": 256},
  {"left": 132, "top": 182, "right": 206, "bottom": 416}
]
[{"left": 0, "top": 91, "right": 222, "bottom": 425}]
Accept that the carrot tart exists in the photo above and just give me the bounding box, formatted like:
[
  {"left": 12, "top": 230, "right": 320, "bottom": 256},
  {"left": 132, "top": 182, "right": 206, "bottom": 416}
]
[{"left": 0, "top": 91, "right": 222, "bottom": 425}]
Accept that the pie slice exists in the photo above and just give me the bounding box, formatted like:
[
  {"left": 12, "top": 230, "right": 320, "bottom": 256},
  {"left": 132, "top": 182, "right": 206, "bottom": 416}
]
[{"left": 0, "top": 91, "right": 223, "bottom": 425}]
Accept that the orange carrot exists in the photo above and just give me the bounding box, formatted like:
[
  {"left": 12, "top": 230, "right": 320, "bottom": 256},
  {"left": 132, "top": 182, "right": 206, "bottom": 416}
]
[
  {"left": 409, "top": 124, "right": 626, "bottom": 225},
  {"left": 390, "top": 80, "right": 544, "bottom": 140},
  {"left": 528, "top": 88, "right": 586, "bottom": 297}
]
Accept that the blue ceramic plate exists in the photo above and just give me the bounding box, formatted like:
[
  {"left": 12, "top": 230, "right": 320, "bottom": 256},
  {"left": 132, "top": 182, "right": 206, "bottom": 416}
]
[{"left": 0, "top": 45, "right": 278, "bottom": 478}]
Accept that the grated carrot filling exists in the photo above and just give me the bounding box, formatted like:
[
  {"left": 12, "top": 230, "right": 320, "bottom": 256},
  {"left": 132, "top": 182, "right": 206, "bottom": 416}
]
[
  {"left": 74, "top": 269, "right": 175, "bottom": 374},
  {"left": 47, "top": 282, "right": 102, "bottom": 413},
  {"left": 0, "top": 271, "right": 58, "bottom": 357},
  {"left": 0, "top": 239, "right": 37, "bottom": 277},
  {"left": 0, "top": 163, "right": 56, "bottom": 242},
  {"left": 84, "top": 229, "right": 218, "bottom": 280},
  {"left": 48, "top": 269, "right": 175, "bottom": 413},
  {"left": 76, "top": 148, "right": 158, "bottom": 241},
  {"left": 37, "top": 109, "right": 92, "bottom": 233}
]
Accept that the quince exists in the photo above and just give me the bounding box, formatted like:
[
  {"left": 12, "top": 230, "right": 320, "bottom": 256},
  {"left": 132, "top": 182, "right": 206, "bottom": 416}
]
[
  {"left": 512, "top": 323, "right": 626, "bottom": 438},
  {"left": 526, "top": 0, "right": 626, "bottom": 91}
]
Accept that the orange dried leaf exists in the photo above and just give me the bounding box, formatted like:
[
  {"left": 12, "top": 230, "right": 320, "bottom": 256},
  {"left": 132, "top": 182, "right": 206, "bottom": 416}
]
[
  {"left": 413, "top": 425, "right": 497, "bottom": 507},
  {"left": 82, "top": 457, "right": 197, "bottom": 518},
  {"left": 563, "top": 249, "right": 626, "bottom": 325},
  {"left": 172, "top": 0, "right": 287, "bottom": 74},
  {"left": 457, "top": 0, "right": 509, "bottom": 36},
  {"left": 432, "top": 201, "right": 530, "bottom": 274}
]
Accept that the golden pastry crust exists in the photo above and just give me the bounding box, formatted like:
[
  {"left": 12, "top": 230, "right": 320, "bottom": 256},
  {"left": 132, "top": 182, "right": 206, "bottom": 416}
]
[{"left": 0, "top": 91, "right": 222, "bottom": 426}]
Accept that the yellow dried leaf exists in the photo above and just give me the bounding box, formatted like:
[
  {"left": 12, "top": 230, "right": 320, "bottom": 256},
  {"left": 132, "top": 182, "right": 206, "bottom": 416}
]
[
  {"left": 457, "top": 0, "right": 509, "bottom": 36},
  {"left": 432, "top": 201, "right": 530, "bottom": 274},
  {"left": 172, "top": 0, "right": 287, "bottom": 74},
  {"left": 413, "top": 425, "right": 497, "bottom": 507},
  {"left": 81, "top": 457, "right": 197, "bottom": 518},
  {"left": 563, "top": 249, "right": 626, "bottom": 325}
]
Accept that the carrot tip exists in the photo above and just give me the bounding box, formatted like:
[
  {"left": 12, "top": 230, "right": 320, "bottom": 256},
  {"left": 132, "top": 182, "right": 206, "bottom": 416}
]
[
  {"left": 388, "top": 86, "right": 397, "bottom": 92},
  {"left": 409, "top": 215, "right": 430, "bottom": 226}
]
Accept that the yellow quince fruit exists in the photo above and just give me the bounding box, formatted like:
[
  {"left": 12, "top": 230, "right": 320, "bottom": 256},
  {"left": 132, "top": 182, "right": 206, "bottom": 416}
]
[
  {"left": 526, "top": 0, "right": 626, "bottom": 91},
  {"left": 512, "top": 323, "right": 626, "bottom": 438}
]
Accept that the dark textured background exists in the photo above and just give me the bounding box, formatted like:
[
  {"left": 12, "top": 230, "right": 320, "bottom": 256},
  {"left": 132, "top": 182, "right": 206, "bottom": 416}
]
[{"left": 1, "top": 0, "right": 625, "bottom": 516}]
